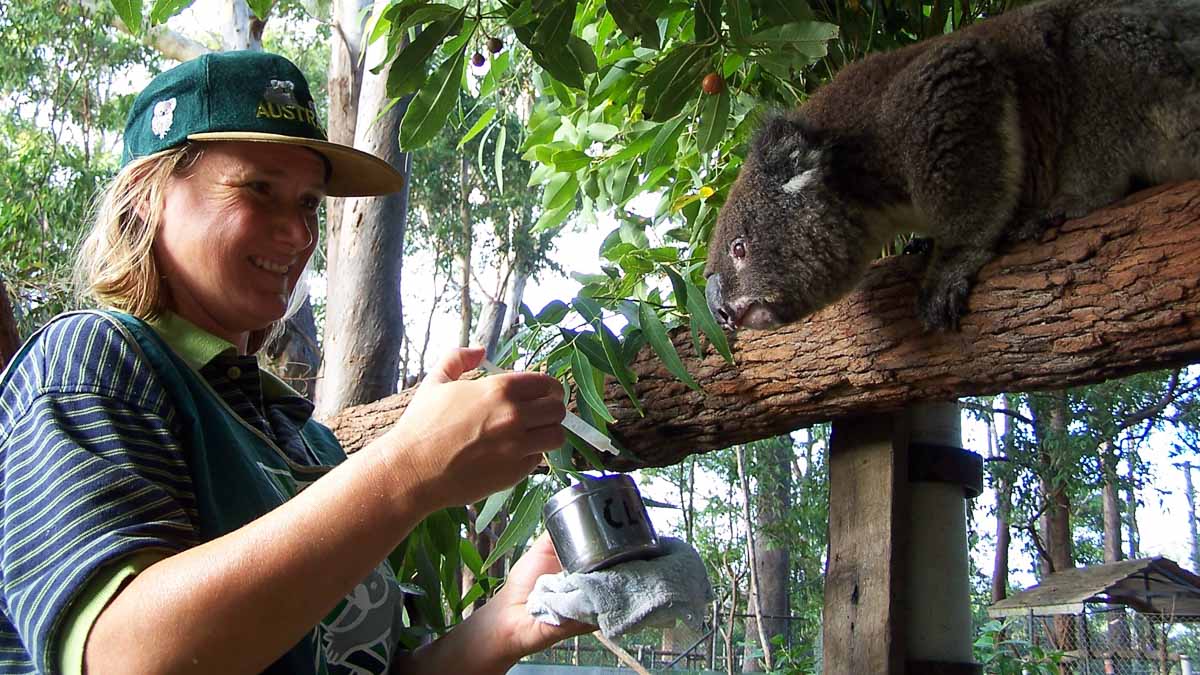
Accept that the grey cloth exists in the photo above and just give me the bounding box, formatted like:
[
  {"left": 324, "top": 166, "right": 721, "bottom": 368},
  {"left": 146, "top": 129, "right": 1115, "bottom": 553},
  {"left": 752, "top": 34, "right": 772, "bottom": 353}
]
[{"left": 527, "top": 537, "right": 714, "bottom": 638}]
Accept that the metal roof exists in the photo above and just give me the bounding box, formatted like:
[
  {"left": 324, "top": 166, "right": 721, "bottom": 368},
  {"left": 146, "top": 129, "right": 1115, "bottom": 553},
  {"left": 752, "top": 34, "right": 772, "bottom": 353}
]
[{"left": 987, "top": 557, "right": 1200, "bottom": 619}]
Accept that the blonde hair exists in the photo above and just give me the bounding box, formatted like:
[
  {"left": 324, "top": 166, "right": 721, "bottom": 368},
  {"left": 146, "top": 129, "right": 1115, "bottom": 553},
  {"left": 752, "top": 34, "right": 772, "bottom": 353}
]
[{"left": 75, "top": 145, "right": 201, "bottom": 319}]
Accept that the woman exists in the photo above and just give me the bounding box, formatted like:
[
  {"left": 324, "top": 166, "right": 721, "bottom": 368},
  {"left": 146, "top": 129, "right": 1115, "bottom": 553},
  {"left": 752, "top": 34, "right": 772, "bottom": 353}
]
[{"left": 0, "top": 50, "right": 590, "bottom": 673}]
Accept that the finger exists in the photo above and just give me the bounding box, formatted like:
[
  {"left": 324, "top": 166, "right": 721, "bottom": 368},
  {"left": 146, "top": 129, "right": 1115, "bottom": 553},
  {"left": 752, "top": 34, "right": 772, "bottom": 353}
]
[
  {"left": 491, "top": 372, "right": 564, "bottom": 401},
  {"left": 516, "top": 425, "right": 566, "bottom": 455},
  {"left": 424, "top": 347, "right": 485, "bottom": 386},
  {"left": 517, "top": 397, "right": 567, "bottom": 429}
]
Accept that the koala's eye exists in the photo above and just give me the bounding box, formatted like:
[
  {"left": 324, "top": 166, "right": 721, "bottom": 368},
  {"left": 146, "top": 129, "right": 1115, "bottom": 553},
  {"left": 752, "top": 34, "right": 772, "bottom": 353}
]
[{"left": 730, "top": 238, "right": 747, "bottom": 260}]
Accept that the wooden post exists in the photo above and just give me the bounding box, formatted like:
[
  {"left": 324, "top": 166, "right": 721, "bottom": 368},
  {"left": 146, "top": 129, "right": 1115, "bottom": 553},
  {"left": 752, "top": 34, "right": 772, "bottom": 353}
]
[{"left": 824, "top": 412, "right": 909, "bottom": 674}]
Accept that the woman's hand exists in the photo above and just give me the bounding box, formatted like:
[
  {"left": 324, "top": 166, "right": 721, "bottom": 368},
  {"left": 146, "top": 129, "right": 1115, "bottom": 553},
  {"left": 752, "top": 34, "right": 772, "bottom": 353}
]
[
  {"left": 396, "top": 532, "right": 596, "bottom": 675},
  {"left": 375, "top": 347, "right": 566, "bottom": 510}
]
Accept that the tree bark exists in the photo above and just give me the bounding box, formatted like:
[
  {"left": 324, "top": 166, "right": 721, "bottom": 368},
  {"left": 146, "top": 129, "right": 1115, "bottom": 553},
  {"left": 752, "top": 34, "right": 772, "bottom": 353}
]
[
  {"left": 1183, "top": 462, "right": 1200, "bottom": 572},
  {"left": 328, "top": 182, "right": 1200, "bottom": 466},
  {"left": 734, "top": 444, "right": 773, "bottom": 672},
  {"left": 219, "top": 0, "right": 262, "bottom": 50},
  {"left": 0, "top": 278, "right": 21, "bottom": 371},
  {"left": 1102, "top": 448, "right": 1124, "bottom": 564},
  {"left": 990, "top": 401, "right": 1012, "bottom": 603},
  {"left": 742, "top": 437, "right": 792, "bottom": 671},
  {"left": 315, "top": 1, "right": 412, "bottom": 418},
  {"left": 457, "top": 153, "right": 472, "bottom": 348}
]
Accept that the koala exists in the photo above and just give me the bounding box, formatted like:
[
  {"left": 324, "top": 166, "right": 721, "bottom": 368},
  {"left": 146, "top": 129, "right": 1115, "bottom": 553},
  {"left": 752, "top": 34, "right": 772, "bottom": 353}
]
[{"left": 705, "top": 0, "right": 1200, "bottom": 332}]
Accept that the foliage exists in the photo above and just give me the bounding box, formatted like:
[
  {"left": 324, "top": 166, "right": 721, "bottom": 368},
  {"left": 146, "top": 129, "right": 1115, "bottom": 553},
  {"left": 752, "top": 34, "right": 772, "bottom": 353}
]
[
  {"left": 973, "top": 619, "right": 1065, "bottom": 675},
  {"left": 0, "top": 0, "right": 158, "bottom": 336}
]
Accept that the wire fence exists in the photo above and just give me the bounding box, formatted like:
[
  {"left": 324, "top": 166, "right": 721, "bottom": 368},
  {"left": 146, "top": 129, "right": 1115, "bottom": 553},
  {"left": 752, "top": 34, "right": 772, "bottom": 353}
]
[{"left": 998, "top": 608, "right": 1199, "bottom": 675}]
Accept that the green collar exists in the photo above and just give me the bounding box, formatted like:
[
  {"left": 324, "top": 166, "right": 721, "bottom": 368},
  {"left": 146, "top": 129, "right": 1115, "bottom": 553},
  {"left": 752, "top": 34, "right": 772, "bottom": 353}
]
[
  {"left": 146, "top": 311, "right": 236, "bottom": 372},
  {"left": 144, "top": 311, "right": 305, "bottom": 402}
]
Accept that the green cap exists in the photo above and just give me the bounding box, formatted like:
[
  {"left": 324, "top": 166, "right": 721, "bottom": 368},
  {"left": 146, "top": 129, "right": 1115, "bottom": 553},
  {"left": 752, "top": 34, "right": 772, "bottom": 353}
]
[{"left": 122, "top": 50, "right": 403, "bottom": 197}]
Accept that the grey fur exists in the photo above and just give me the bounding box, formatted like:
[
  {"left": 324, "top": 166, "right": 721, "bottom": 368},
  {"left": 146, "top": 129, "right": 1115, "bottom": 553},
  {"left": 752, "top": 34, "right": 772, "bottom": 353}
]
[{"left": 705, "top": 0, "right": 1200, "bottom": 331}]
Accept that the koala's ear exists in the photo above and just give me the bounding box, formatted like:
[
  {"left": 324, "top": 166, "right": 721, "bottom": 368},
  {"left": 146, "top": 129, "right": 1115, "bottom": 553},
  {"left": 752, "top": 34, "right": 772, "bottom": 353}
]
[{"left": 752, "top": 113, "right": 828, "bottom": 180}]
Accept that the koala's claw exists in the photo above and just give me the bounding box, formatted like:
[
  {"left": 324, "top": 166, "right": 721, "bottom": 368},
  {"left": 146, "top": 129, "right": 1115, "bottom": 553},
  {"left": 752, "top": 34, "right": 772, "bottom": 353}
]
[
  {"left": 918, "top": 275, "right": 971, "bottom": 331},
  {"left": 902, "top": 237, "right": 935, "bottom": 256}
]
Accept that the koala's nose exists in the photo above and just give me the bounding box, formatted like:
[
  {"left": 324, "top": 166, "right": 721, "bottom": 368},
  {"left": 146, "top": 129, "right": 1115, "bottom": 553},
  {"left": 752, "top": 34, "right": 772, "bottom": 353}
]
[{"left": 705, "top": 274, "right": 733, "bottom": 329}]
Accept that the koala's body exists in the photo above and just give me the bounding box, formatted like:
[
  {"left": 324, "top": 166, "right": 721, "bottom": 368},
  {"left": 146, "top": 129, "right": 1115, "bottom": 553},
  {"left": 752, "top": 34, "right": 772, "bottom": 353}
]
[{"left": 705, "top": 0, "right": 1200, "bottom": 331}]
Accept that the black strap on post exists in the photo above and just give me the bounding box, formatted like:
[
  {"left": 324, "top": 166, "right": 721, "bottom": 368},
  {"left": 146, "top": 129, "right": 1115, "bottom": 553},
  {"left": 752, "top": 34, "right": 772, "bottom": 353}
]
[{"left": 908, "top": 442, "right": 984, "bottom": 499}]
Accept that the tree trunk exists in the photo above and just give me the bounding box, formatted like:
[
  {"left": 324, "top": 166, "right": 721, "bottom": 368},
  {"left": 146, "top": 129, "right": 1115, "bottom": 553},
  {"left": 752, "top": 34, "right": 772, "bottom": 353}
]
[
  {"left": 1126, "top": 479, "right": 1141, "bottom": 559},
  {"left": 315, "top": 2, "right": 412, "bottom": 418},
  {"left": 219, "top": 0, "right": 262, "bottom": 50},
  {"left": 734, "top": 444, "right": 774, "bottom": 672},
  {"left": 1183, "top": 462, "right": 1200, "bottom": 571},
  {"left": 324, "top": 0, "right": 370, "bottom": 290},
  {"left": 326, "top": 183, "right": 1200, "bottom": 465},
  {"left": 742, "top": 437, "right": 792, "bottom": 671},
  {"left": 990, "top": 398, "right": 1012, "bottom": 603},
  {"left": 1102, "top": 446, "right": 1124, "bottom": 564},
  {"left": 472, "top": 300, "right": 506, "bottom": 358},
  {"left": 0, "top": 278, "right": 20, "bottom": 371}
]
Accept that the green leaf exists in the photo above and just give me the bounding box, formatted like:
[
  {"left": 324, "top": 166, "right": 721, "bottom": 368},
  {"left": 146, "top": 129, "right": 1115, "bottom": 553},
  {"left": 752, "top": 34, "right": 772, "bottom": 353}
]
[
  {"left": 645, "top": 116, "right": 687, "bottom": 168},
  {"left": 600, "top": 127, "right": 658, "bottom": 167},
  {"left": 542, "top": 173, "right": 579, "bottom": 211},
  {"left": 149, "top": 0, "right": 193, "bottom": 25},
  {"left": 572, "top": 346, "right": 616, "bottom": 423},
  {"left": 565, "top": 430, "right": 608, "bottom": 472},
  {"left": 750, "top": 21, "right": 839, "bottom": 47},
  {"left": 246, "top": 0, "right": 273, "bottom": 21},
  {"left": 572, "top": 295, "right": 604, "bottom": 325},
  {"left": 564, "top": 328, "right": 616, "bottom": 377},
  {"left": 475, "top": 485, "right": 515, "bottom": 533},
  {"left": 460, "top": 537, "right": 484, "bottom": 576},
  {"left": 694, "top": 0, "right": 723, "bottom": 43},
  {"left": 598, "top": 324, "right": 644, "bottom": 416},
  {"left": 386, "top": 12, "right": 465, "bottom": 98},
  {"left": 552, "top": 149, "right": 591, "bottom": 173},
  {"left": 566, "top": 36, "right": 599, "bottom": 75},
  {"left": 640, "top": 301, "right": 701, "bottom": 390},
  {"left": 482, "top": 483, "right": 545, "bottom": 568},
  {"left": 523, "top": 3, "right": 585, "bottom": 89},
  {"left": 399, "top": 46, "right": 467, "bottom": 151},
  {"left": 495, "top": 125, "right": 507, "bottom": 193},
  {"left": 685, "top": 276, "right": 734, "bottom": 363},
  {"left": 605, "top": 0, "right": 661, "bottom": 49},
  {"left": 666, "top": 266, "right": 689, "bottom": 305},
  {"left": 479, "top": 50, "right": 511, "bottom": 98},
  {"left": 757, "top": 0, "right": 814, "bottom": 24},
  {"left": 640, "top": 44, "right": 713, "bottom": 122},
  {"left": 532, "top": 203, "right": 573, "bottom": 233},
  {"left": 534, "top": 299, "right": 570, "bottom": 324},
  {"left": 726, "top": 0, "right": 752, "bottom": 41},
  {"left": 458, "top": 108, "right": 497, "bottom": 149},
  {"left": 697, "top": 89, "right": 731, "bottom": 154},
  {"left": 426, "top": 508, "right": 460, "bottom": 555},
  {"left": 505, "top": 0, "right": 536, "bottom": 26},
  {"left": 586, "top": 123, "right": 620, "bottom": 142},
  {"left": 111, "top": 0, "right": 144, "bottom": 33},
  {"left": 394, "top": 3, "right": 461, "bottom": 33}
]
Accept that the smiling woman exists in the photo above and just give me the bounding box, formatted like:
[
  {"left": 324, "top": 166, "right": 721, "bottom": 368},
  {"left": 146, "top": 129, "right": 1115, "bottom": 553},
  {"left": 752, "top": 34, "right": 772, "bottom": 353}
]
[{"left": 0, "top": 50, "right": 592, "bottom": 675}]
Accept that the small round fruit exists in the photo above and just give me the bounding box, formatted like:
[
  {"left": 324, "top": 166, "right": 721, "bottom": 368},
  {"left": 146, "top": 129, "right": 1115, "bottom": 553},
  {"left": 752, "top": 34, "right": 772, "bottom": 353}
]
[
  {"left": 701, "top": 72, "right": 725, "bottom": 95},
  {"left": 471, "top": 52, "right": 486, "bottom": 67},
  {"left": 487, "top": 37, "right": 503, "bottom": 54}
]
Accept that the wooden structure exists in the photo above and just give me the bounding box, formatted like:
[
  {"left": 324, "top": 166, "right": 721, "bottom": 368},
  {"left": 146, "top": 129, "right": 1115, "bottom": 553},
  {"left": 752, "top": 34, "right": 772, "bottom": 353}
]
[
  {"left": 328, "top": 182, "right": 1200, "bottom": 674},
  {"left": 988, "top": 558, "right": 1200, "bottom": 673}
]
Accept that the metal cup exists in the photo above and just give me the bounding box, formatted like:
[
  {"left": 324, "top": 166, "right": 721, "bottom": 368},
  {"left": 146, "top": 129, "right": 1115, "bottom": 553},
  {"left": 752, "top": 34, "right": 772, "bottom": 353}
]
[{"left": 543, "top": 474, "right": 662, "bottom": 574}]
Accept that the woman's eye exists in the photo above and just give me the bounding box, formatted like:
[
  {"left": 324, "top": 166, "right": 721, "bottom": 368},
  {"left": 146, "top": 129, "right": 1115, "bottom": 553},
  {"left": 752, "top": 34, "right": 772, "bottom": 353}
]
[
  {"left": 301, "top": 196, "right": 322, "bottom": 212},
  {"left": 246, "top": 181, "right": 271, "bottom": 195}
]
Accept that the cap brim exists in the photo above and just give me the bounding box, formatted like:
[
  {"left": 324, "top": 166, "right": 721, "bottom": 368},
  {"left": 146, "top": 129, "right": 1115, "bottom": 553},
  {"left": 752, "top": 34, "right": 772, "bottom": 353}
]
[{"left": 187, "top": 131, "right": 405, "bottom": 198}]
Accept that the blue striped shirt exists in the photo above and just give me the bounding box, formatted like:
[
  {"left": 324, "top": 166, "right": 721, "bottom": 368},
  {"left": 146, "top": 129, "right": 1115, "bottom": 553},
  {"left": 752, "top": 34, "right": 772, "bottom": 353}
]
[{"left": 0, "top": 312, "right": 362, "bottom": 673}]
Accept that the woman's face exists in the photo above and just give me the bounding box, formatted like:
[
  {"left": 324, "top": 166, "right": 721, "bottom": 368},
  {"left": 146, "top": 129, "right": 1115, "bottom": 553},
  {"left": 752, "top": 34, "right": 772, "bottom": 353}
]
[{"left": 155, "top": 141, "right": 325, "bottom": 348}]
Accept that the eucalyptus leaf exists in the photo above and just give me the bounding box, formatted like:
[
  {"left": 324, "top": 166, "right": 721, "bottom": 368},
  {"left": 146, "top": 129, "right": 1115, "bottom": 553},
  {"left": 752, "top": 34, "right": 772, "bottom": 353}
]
[
  {"left": 495, "top": 125, "right": 507, "bottom": 193},
  {"left": 640, "top": 44, "right": 713, "bottom": 122},
  {"left": 457, "top": 108, "right": 496, "bottom": 149},
  {"left": 482, "top": 484, "right": 545, "bottom": 568},
  {"left": 111, "top": 0, "right": 144, "bottom": 33},
  {"left": 460, "top": 537, "right": 484, "bottom": 576},
  {"left": 246, "top": 0, "right": 272, "bottom": 21},
  {"left": 605, "top": 0, "right": 661, "bottom": 49},
  {"left": 640, "top": 301, "right": 702, "bottom": 390},
  {"left": 572, "top": 347, "right": 616, "bottom": 423},
  {"left": 684, "top": 276, "right": 734, "bottom": 363},
  {"left": 398, "top": 46, "right": 467, "bottom": 150},
  {"left": 475, "top": 485, "right": 515, "bottom": 533},
  {"left": 598, "top": 323, "right": 644, "bottom": 416},
  {"left": 149, "top": 0, "right": 193, "bottom": 25},
  {"left": 694, "top": 0, "right": 723, "bottom": 43},
  {"left": 534, "top": 299, "right": 570, "bottom": 324},
  {"left": 697, "top": 89, "right": 731, "bottom": 154},
  {"left": 386, "top": 13, "right": 463, "bottom": 98}
]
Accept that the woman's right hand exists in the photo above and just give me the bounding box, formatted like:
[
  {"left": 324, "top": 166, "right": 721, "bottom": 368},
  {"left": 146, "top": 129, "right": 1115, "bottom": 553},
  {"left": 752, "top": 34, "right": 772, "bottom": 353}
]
[{"left": 375, "top": 347, "right": 566, "bottom": 510}]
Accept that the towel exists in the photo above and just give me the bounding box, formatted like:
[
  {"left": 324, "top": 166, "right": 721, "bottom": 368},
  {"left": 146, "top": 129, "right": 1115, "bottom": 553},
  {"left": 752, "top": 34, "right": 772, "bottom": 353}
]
[{"left": 526, "top": 537, "right": 714, "bottom": 638}]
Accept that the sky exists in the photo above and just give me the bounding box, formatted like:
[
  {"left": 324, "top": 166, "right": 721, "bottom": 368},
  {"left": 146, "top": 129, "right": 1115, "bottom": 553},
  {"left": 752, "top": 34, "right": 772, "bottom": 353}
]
[{"left": 169, "top": 0, "right": 1200, "bottom": 594}]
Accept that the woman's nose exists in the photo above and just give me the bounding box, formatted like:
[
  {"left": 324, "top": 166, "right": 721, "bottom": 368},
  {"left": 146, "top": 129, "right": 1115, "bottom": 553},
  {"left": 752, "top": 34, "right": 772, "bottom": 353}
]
[{"left": 276, "top": 206, "right": 316, "bottom": 253}]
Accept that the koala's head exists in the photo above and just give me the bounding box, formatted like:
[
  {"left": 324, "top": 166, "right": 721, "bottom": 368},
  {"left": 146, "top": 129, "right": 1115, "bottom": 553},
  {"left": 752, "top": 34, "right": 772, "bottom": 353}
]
[{"left": 704, "top": 113, "right": 875, "bottom": 331}]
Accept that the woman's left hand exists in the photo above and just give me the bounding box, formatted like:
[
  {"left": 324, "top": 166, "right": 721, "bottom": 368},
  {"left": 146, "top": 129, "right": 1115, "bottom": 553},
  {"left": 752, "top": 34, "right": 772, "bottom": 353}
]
[{"left": 395, "top": 532, "right": 595, "bottom": 675}]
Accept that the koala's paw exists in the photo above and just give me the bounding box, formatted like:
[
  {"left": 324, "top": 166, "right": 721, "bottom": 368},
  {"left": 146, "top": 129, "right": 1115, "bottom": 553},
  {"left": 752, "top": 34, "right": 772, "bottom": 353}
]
[
  {"left": 1009, "top": 210, "right": 1065, "bottom": 243},
  {"left": 902, "top": 237, "right": 935, "bottom": 256},
  {"left": 917, "top": 274, "right": 971, "bottom": 331}
]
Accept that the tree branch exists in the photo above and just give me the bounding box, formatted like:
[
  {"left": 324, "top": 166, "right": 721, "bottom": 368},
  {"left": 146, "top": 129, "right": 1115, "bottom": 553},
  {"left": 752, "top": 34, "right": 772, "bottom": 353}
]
[
  {"left": 80, "top": 0, "right": 212, "bottom": 61},
  {"left": 328, "top": 182, "right": 1200, "bottom": 469}
]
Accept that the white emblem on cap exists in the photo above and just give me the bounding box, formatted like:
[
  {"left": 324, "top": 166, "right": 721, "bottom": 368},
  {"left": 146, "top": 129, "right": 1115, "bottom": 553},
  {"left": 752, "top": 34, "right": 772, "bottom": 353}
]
[{"left": 151, "top": 98, "right": 177, "bottom": 139}]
